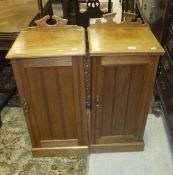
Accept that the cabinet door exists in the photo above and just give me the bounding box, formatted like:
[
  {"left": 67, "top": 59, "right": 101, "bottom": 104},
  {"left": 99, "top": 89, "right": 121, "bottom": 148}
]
[
  {"left": 11, "top": 57, "right": 87, "bottom": 151},
  {"left": 91, "top": 56, "right": 159, "bottom": 145}
]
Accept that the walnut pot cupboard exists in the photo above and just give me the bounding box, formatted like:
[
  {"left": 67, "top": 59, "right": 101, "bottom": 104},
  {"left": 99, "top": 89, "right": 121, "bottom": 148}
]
[
  {"left": 6, "top": 16, "right": 88, "bottom": 157},
  {"left": 88, "top": 13, "right": 164, "bottom": 152},
  {"left": 6, "top": 14, "right": 164, "bottom": 156}
]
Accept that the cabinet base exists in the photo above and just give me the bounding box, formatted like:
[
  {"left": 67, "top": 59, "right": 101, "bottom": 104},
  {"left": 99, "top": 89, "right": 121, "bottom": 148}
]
[
  {"left": 32, "top": 146, "right": 89, "bottom": 157},
  {"left": 31, "top": 142, "right": 144, "bottom": 157},
  {"left": 90, "top": 141, "right": 144, "bottom": 153}
]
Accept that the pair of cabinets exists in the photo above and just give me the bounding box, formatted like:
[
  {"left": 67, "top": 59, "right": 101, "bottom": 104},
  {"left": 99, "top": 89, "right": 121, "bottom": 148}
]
[{"left": 7, "top": 14, "right": 164, "bottom": 157}]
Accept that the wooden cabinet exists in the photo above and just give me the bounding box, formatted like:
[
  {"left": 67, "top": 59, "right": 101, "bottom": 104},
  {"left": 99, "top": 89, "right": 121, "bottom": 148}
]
[
  {"left": 6, "top": 16, "right": 88, "bottom": 157},
  {"left": 88, "top": 13, "right": 164, "bottom": 152}
]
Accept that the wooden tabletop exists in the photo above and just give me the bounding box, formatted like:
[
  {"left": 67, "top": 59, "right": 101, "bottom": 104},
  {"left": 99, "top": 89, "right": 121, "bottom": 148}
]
[
  {"left": 0, "top": 0, "right": 49, "bottom": 33},
  {"left": 6, "top": 18, "right": 86, "bottom": 59}
]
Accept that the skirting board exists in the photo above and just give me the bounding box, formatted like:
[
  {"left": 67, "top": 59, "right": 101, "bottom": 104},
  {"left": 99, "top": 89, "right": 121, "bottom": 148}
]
[
  {"left": 32, "top": 146, "right": 89, "bottom": 157},
  {"left": 89, "top": 141, "right": 144, "bottom": 153},
  {"left": 32, "top": 142, "right": 144, "bottom": 157}
]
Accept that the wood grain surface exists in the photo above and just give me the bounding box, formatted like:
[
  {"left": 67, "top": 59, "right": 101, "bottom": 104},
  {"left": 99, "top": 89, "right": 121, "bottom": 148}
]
[
  {"left": 6, "top": 26, "right": 86, "bottom": 58},
  {"left": 0, "top": 0, "right": 50, "bottom": 33},
  {"left": 88, "top": 13, "right": 164, "bottom": 56}
]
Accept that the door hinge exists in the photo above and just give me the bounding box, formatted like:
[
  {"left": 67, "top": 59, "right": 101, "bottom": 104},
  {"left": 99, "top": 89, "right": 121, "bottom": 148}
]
[{"left": 23, "top": 100, "right": 29, "bottom": 113}]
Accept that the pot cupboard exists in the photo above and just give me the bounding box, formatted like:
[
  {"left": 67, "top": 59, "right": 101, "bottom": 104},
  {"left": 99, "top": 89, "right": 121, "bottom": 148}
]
[
  {"left": 6, "top": 16, "right": 88, "bottom": 157},
  {"left": 6, "top": 14, "right": 164, "bottom": 156},
  {"left": 88, "top": 13, "right": 164, "bottom": 152}
]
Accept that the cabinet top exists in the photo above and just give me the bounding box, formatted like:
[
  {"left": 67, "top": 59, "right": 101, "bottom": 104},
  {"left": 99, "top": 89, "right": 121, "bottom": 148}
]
[
  {"left": 6, "top": 16, "right": 86, "bottom": 59},
  {"left": 88, "top": 13, "right": 164, "bottom": 56}
]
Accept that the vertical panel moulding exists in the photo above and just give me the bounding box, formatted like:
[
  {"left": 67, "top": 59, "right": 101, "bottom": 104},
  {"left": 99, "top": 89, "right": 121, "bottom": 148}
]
[
  {"left": 54, "top": 66, "right": 66, "bottom": 139},
  {"left": 57, "top": 65, "right": 78, "bottom": 139},
  {"left": 39, "top": 67, "right": 64, "bottom": 140},
  {"left": 130, "top": 64, "right": 148, "bottom": 139},
  {"left": 111, "top": 66, "right": 117, "bottom": 136},
  {"left": 123, "top": 65, "right": 146, "bottom": 136},
  {"left": 39, "top": 67, "right": 53, "bottom": 139},
  {"left": 91, "top": 57, "right": 97, "bottom": 143},
  {"left": 95, "top": 58, "right": 104, "bottom": 143},
  {"left": 78, "top": 57, "right": 88, "bottom": 145},
  {"left": 26, "top": 68, "right": 52, "bottom": 140},
  {"left": 100, "top": 66, "right": 116, "bottom": 136},
  {"left": 13, "top": 60, "right": 40, "bottom": 147},
  {"left": 23, "top": 68, "right": 42, "bottom": 147},
  {"left": 123, "top": 66, "right": 138, "bottom": 136},
  {"left": 72, "top": 57, "right": 84, "bottom": 145},
  {"left": 111, "top": 66, "right": 132, "bottom": 135},
  {"left": 133, "top": 65, "right": 147, "bottom": 138}
]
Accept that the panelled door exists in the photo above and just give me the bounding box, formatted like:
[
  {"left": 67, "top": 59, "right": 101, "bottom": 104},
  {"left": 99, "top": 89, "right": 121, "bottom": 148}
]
[
  {"left": 91, "top": 55, "right": 159, "bottom": 145},
  {"left": 11, "top": 57, "right": 88, "bottom": 149}
]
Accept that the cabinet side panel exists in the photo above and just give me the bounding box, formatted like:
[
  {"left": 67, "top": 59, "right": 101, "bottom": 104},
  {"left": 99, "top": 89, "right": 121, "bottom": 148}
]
[{"left": 137, "top": 57, "right": 160, "bottom": 138}]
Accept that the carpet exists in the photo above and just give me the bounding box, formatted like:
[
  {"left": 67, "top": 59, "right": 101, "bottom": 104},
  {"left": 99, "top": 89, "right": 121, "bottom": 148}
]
[
  {"left": 0, "top": 50, "right": 20, "bottom": 107},
  {"left": 0, "top": 107, "right": 88, "bottom": 175}
]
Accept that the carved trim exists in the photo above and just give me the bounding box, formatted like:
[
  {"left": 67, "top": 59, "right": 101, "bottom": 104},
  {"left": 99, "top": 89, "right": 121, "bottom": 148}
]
[
  {"left": 123, "top": 12, "right": 144, "bottom": 26},
  {"left": 87, "top": 0, "right": 100, "bottom": 9},
  {"left": 84, "top": 55, "right": 92, "bottom": 107},
  {"left": 90, "top": 12, "right": 147, "bottom": 27},
  {"left": 35, "top": 15, "right": 68, "bottom": 28}
]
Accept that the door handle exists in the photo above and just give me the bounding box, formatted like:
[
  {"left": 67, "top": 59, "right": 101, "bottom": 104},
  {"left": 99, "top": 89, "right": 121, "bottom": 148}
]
[{"left": 96, "top": 95, "right": 100, "bottom": 107}]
